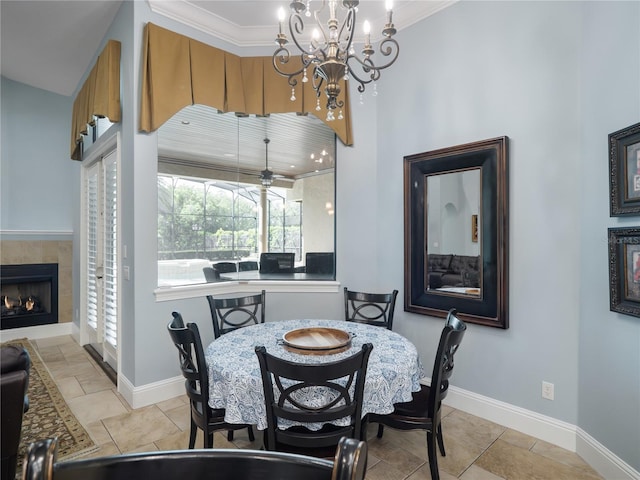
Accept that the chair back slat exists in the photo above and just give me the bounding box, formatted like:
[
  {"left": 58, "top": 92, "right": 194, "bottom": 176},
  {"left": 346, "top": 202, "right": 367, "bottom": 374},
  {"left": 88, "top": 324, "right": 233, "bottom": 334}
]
[
  {"left": 238, "top": 260, "right": 259, "bottom": 271},
  {"left": 305, "top": 252, "right": 334, "bottom": 274},
  {"left": 213, "top": 261, "right": 237, "bottom": 273},
  {"left": 167, "top": 312, "right": 209, "bottom": 418},
  {"left": 259, "top": 253, "right": 295, "bottom": 273},
  {"left": 207, "top": 291, "right": 266, "bottom": 338},
  {"left": 344, "top": 287, "right": 398, "bottom": 330},
  {"left": 428, "top": 309, "right": 466, "bottom": 416},
  {"left": 24, "top": 437, "right": 368, "bottom": 480},
  {"left": 255, "top": 343, "right": 373, "bottom": 451}
]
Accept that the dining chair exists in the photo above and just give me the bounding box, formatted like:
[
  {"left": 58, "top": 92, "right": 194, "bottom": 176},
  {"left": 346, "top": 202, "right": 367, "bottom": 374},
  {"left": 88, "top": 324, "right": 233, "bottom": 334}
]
[
  {"left": 362, "top": 309, "right": 466, "bottom": 480},
  {"left": 203, "top": 267, "right": 221, "bottom": 282},
  {"left": 259, "top": 252, "right": 295, "bottom": 273},
  {"left": 207, "top": 290, "right": 266, "bottom": 338},
  {"left": 238, "top": 260, "right": 259, "bottom": 271},
  {"left": 213, "top": 261, "right": 237, "bottom": 273},
  {"left": 167, "top": 312, "right": 254, "bottom": 448},
  {"left": 24, "top": 436, "right": 368, "bottom": 480},
  {"left": 344, "top": 287, "right": 399, "bottom": 330},
  {"left": 305, "top": 252, "right": 334, "bottom": 274},
  {"left": 255, "top": 343, "right": 373, "bottom": 459}
]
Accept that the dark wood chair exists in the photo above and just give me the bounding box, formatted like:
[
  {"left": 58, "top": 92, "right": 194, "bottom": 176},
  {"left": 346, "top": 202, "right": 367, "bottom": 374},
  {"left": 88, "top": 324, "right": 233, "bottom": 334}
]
[
  {"left": 362, "top": 309, "right": 466, "bottom": 480},
  {"left": 238, "top": 260, "right": 259, "bottom": 271},
  {"left": 203, "top": 266, "right": 221, "bottom": 282},
  {"left": 255, "top": 343, "right": 373, "bottom": 458},
  {"left": 344, "top": 287, "right": 399, "bottom": 330},
  {"left": 259, "top": 252, "right": 295, "bottom": 273},
  {"left": 305, "top": 252, "right": 334, "bottom": 274},
  {"left": 213, "top": 261, "right": 237, "bottom": 273},
  {"left": 24, "top": 436, "right": 368, "bottom": 480},
  {"left": 167, "top": 312, "right": 254, "bottom": 448},
  {"left": 206, "top": 290, "right": 265, "bottom": 339}
]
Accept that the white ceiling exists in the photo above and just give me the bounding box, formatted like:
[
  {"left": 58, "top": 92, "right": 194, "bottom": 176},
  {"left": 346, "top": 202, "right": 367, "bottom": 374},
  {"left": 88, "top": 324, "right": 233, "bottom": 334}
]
[
  {"left": 1, "top": 0, "right": 123, "bottom": 97},
  {"left": 1, "top": 0, "right": 454, "bottom": 176},
  {"left": 1, "top": 0, "right": 455, "bottom": 98}
]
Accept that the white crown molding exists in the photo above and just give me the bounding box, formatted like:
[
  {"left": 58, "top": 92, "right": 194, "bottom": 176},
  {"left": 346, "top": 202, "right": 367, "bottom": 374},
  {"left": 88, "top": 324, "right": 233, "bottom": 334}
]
[
  {"left": 147, "top": 0, "right": 276, "bottom": 47},
  {"left": 147, "top": 0, "right": 457, "bottom": 47}
]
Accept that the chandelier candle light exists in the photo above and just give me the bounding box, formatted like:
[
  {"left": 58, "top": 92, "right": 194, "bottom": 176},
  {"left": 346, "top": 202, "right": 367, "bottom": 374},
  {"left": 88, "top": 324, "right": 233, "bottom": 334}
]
[{"left": 273, "top": 0, "right": 399, "bottom": 121}]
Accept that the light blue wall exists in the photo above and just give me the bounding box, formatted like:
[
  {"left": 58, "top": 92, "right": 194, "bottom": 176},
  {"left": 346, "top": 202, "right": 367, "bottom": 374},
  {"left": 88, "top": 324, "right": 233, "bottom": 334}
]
[
  {"left": 380, "top": 0, "right": 583, "bottom": 419},
  {"left": 374, "top": 0, "right": 639, "bottom": 470},
  {"left": 0, "top": 77, "right": 78, "bottom": 230},
  {"left": 579, "top": 1, "right": 640, "bottom": 468}
]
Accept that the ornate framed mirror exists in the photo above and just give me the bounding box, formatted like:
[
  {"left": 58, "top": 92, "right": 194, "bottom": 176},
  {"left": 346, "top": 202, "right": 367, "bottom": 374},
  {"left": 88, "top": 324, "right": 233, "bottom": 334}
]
[{"left": 404, "top": 136, "right": 509, "bottom": 328}]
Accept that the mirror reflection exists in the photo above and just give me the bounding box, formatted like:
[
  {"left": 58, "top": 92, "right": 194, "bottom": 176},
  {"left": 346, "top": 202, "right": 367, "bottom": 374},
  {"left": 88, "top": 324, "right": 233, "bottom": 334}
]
[
  {"left": 156, "top": 107, "right": 336, "bottom": 286},
  {"left": 426, "top": 168, "right": 482, "bottom": 297}
]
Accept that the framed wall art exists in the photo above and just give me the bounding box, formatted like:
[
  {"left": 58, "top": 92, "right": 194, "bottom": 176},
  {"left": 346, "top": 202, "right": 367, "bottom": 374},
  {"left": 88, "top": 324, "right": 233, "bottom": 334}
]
[
  {"left": 609, "top": 122, "right": 640, "bottom": 216},
  {"left": 471, "top": 214, "right": 478, "bottom": 243},
  {"left": 608, "top": 226, "right": 640, "bottom": 317}
]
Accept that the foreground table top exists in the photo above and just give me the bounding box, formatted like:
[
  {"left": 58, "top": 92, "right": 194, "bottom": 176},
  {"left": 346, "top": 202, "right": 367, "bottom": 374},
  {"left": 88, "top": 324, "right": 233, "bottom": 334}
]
[{"left": 205, "top": 319, "right": 425, "bottom": 430}]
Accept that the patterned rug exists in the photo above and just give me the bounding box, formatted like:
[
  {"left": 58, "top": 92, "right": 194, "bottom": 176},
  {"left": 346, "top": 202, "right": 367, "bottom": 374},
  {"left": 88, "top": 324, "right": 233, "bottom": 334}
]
[{"left": 2, "top": 338, "right": 98, "bottom": 476}]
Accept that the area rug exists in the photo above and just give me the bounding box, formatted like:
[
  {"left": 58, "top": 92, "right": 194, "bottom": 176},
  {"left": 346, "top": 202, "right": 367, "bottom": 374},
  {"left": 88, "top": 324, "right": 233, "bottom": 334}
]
[{"left": 2, "top": 338, "right": 98, "bottom": 475}]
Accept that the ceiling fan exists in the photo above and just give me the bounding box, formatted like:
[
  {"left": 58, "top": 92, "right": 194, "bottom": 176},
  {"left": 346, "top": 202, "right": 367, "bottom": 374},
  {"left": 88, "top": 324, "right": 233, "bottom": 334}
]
[{"left": 259, "top": 138, "right": 285, "bottom": 188}]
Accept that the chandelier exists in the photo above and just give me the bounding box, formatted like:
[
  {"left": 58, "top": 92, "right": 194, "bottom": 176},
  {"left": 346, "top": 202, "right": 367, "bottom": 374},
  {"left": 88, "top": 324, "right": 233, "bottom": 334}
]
[{"left": 273, "top": 0, "right": 399, "bottom": 121}]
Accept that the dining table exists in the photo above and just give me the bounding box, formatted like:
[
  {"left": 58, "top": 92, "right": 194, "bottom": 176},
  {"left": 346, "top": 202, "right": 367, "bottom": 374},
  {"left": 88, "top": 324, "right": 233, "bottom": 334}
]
[{"left": 205, "top": 318, "right": 425, "bottom": 431}]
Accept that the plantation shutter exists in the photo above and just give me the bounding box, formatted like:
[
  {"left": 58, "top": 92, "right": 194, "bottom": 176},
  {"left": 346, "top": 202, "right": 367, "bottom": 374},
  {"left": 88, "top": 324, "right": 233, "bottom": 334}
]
[
  {"left": 86, "top": 163, "right": 100, "bottom": 332},
  {"left": 102, "top": 151, "right": 118, "bottom": 349}
]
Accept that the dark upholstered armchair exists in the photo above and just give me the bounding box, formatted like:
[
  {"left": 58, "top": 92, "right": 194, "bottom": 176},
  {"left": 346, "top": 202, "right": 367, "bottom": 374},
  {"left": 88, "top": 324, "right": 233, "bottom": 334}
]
[
  {"left": 1, "top": 345, "right": 31, "bottom": 480},
  {"left": 24, "top": 436, "right": 368, "bottom": 480}
]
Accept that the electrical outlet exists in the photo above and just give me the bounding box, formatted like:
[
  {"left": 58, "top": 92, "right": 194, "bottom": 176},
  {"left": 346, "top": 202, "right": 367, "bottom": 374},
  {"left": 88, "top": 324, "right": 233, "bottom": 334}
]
[{"left": 542, "top": 381, "right": 554, "bottom": 400}]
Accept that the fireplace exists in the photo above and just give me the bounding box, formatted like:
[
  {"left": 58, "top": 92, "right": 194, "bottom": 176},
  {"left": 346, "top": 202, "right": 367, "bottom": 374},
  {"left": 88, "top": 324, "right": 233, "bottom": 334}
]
[{"left": 1, "top": 263, "right": 58, "bottom": 330}]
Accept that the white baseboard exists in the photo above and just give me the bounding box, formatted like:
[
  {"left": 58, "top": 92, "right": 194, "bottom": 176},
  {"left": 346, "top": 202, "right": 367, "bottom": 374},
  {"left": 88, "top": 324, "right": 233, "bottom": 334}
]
[
  {"left": 444, "top": 385, "right": 639, "bottom": 480},
  {"left": 576, "top": 427, "right": 640, "bottom": 480},
  {"left": 444, "top": 385, "right": 576, "bottom": 450},
  {"left": 118, "top": 373, "right": 185, "bottom": 410},
  {"left": 0, "top": 322, "right": 73, "bottom": 342}
]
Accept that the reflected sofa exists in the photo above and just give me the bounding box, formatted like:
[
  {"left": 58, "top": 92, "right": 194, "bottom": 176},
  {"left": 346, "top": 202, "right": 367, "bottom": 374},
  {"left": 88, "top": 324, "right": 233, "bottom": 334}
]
[{"left": 427, "top": 254, "right": 480, "bottom": 289}]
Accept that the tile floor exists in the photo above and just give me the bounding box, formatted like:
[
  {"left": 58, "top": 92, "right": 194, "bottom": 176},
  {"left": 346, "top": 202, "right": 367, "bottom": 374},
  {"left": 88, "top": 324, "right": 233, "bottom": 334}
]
[{"left": 32, "top": 335, "right": 603, "bottom": 480}]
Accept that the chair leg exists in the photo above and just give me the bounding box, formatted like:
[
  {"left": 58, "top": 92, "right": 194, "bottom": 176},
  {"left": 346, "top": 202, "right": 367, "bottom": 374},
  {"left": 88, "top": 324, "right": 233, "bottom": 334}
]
[
  {"left": 426, "top": 431, "right": 440, "bottom": 480},
  {"left": 188, "top": 420, "right": 197, "bottom": 449},
  {"left": 377, "top": 424, "right": 385, "bottom": 438},
  {"left": 227, "top": 430, "right": 234, "bottom": 441},
  {"left": 205, "top": 432, "right": 214, "bottom": 448},
  {"left": 436, "top": 424, "right": 446, "bottom": 456},
  {"left": 247, "top": 426, "right": 255, "bottom": 441}
]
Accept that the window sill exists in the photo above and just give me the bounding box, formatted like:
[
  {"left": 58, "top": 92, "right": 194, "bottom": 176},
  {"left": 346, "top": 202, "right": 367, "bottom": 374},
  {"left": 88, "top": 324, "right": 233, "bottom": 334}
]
[{"left": 154, "top": 279, "right": 341, "bottom": 302}]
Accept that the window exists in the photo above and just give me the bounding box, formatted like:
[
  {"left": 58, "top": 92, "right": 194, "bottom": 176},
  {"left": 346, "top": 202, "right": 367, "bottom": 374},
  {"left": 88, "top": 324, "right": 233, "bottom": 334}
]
[{"left": 156, "top": 108, "right": 335, "bottom": 287}]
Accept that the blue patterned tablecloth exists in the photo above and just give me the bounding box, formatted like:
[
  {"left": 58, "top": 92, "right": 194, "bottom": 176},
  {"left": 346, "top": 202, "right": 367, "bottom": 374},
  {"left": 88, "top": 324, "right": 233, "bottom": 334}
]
[{"left": 205, "top": 319, "right": 424, "bottom": 431}]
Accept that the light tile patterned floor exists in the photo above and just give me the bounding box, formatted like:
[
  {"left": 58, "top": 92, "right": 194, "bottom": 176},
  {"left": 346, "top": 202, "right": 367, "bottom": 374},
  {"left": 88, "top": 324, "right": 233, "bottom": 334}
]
[{"left": 32, "top": 335, "right": 602, "bottom": 480}]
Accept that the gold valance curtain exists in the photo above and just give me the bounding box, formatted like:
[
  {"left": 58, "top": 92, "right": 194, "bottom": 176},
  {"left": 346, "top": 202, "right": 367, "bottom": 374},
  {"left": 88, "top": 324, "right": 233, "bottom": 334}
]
[
  {"left": 139, "top": 22, "right": 353, "bottom": 145},
  {"left": 70, "top": 40, "right": 121, "bottom": 160}
]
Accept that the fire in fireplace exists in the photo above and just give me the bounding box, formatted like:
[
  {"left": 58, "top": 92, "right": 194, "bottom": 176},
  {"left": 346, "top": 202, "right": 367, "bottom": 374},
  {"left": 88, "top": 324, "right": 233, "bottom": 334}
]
[{"left": 1, "top": 263, "right": 58, "bottom": 330}]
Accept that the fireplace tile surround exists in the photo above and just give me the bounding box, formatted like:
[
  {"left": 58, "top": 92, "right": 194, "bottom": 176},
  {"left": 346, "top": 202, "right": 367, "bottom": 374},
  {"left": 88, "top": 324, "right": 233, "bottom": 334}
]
[{"left": 1, "top": 239, "right": 72, "bottom": 325}]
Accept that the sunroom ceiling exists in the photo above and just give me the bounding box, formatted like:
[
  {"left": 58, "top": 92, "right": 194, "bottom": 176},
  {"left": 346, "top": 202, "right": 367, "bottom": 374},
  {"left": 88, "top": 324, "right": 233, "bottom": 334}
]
[{"left": 157, "top": 107, "right": 336, "bottom": 179}]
